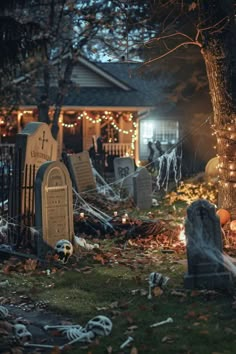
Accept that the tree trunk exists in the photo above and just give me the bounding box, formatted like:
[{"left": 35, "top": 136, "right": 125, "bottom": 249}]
[
  {"left": 51, "top": 55, "right": 75, "bottom": 140},
  {"left": 200, "top": 0, "right": 236, "bottom": 218},
  {"left": 38, "top": 63, "right": 51, "bottom": 124}
]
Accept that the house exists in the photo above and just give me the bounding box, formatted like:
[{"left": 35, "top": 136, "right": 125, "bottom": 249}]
[{"left": 1, "top": 55, "right": 214, "bottom": 175}]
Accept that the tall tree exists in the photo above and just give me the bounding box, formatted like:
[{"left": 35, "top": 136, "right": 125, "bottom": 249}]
[
  {"left": 144, "top": 0, "right": 236, "bottom": 216},
  {"left": 103, "top": 0, "right": 235, "bottom": 216}
]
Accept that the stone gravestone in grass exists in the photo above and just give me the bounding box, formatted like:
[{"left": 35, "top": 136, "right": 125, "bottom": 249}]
[
  {"left": 15, "top": 122, "right": 58, "bottom": 213},
  {"left": 184, "top": 199, "right": 232, "bottom": 289},
  {"left": 16, "top": 122, "right": 58, "bottom": 171},
  {"left": 35, "top": 161, "right": 74, "bottom": 257},
  {"left": 66, "top": 151, "right": 96, "bottom": 193},
  {"left": 133, "top": 167, "right": 152, "bottom": 210},
  {"left": 113, "top": 157, "right": 135, "bottom": 197}
]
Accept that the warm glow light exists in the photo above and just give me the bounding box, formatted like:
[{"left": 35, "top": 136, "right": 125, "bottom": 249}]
[{"left": 178, "top": 226, "right": 186, "bottom": 245}]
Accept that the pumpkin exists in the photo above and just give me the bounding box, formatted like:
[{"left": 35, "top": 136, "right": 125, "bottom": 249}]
[
  {"left": 205, "top": 157, "right": 219, "bottom": 179},
  {"left": 230, "top": 220, "right": 236, "bottom": 232},
  {"left": 216, "top": 208, "right": 231, "bottom": 225}
]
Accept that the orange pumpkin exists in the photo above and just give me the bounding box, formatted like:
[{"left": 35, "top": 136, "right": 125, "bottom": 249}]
[
  {"left": 216, "top": 209, "right": 231, "bottom": 225},
  {"left": 230, "top": 220, "right": 236, "bottom": 232}
]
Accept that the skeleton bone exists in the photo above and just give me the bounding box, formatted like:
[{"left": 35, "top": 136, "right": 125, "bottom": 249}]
[
  {"left": 150, "top": 317, "right": 173, "bottom": 328},
  {"left": 60, "top": 330, "right": 95, "bottom": 349},
  {"left": 44, "top": 324, "right": 83, "bottom": 331},
  {"left": 147, "top": 284, "right": 152, "bottom": 299},
  {"left": 120, "top": 336, "right": 134, "bottom": 349},
  {"left": 24, "top": 343, "right": 55, "bottom": 349}
]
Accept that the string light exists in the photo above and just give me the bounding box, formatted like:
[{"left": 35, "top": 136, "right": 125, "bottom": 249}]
[{"left": 63, "top": 110, "right": 137, "bottom": 138}]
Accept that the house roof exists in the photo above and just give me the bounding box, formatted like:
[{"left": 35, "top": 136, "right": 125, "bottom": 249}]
[{"left": 20, "top": 56, "right": 165, "bottom": 110}]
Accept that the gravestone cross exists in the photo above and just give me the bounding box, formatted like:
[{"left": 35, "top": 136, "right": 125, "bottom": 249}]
[
  {"left": 39, "top": 130, "right": 48, "bottom": 149},
  {"left": 184, "top": 199, "right": 232, "bottom": 289}
]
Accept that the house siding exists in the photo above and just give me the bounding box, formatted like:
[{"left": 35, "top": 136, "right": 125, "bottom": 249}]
[{"left": 73, "top": 63, "right": 114, "bottom": 87}]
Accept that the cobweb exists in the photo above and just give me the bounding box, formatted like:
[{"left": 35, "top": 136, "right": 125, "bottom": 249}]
[{"left": 156, "top": 145, "right": 182, "bottom": 191}]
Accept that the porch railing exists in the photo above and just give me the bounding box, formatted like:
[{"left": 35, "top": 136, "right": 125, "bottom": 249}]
[{"left": 103, "top": 143, "right": 133, "bottom": 157}]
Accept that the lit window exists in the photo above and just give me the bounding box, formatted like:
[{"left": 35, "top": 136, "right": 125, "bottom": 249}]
[{"left": 139, "top": 119, "right": 179, "bottom": 159}]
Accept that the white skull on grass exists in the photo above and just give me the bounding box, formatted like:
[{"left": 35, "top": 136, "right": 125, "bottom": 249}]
[
  {"left": 54, "top": 239, "right": 73, "bottom": 264},
  {"left": 14, "top": 324, "right": 32, "bottom": 344},
  {"left": 85, "top": 315, "right": 112, "bottom": 336}
]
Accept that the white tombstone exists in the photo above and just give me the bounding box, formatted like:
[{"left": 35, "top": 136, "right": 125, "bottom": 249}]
[{"left": 113, "top": 157, "right": 135, "bottom": 196}]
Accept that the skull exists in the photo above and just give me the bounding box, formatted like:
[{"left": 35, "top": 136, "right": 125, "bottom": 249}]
[
  {"left": 14, "top": 324, "right": 32, "bottom": 344},
  {"left": 152, "top": 198, "right": 159, "bottom": 207},
  {"left": 85, "top": 315, "right": 112, "bottom": 336},
  {"left": 54, "top": 239, "right": 73, "bottom": 264}
]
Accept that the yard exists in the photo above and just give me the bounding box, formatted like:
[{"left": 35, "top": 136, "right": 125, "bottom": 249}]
[{"left": 0, "top": 180, "right": 236, "bottom": 354}]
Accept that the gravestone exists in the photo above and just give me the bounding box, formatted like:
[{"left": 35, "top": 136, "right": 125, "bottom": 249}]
[
  {"left": 113, "top": 157, "right": 135, "bottom": 196},
  {"left": 133, "top": 168, "right": 152, "bottom": 209},
  {"left": 15, "top": 122, "right": 58, "bottom": 213},
  {"left": 184, "top": 199, "right": 232, "bottom": 289},
  {"left": 16, "top": 122, "right": 57, "bottom": 170},
  {"left": 35, "top": 161, "right": 74, "bottom": 257},
  {"left": 66, "top": 151, "right": 96, "bottom": 192}
]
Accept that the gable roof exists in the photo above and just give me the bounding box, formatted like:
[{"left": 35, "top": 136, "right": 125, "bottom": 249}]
[{"left": 20, "top": 56, "right": 163, "bottom": 109}]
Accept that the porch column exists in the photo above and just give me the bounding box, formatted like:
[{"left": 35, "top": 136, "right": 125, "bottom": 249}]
[{"left": 57, "top": 113, "right": 63, "bottom": 159}]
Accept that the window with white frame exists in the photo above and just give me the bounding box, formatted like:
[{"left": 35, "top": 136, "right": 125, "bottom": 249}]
[{"left": 139, "top": 119, "right": 179, "bottom": 160}]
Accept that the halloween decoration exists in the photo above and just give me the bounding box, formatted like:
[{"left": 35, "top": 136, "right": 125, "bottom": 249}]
[
  {"left": 85, "top": 315, "right": 112, "bottom": 336},
  {"left": 205, "top": 156, "right": 219, "bottom": 180},
  {"left": 216, "top": 209, "right": 231, "bottom": 226},
  {"left": 62, "top": 327, "right": 95, "bottom": 343},
  {"left": 14, "top": 324, "right": 32, "bottom": 344},
  {"left": 120, "top": 336, "right": 134, "bottom": 349},
  {"left": 54, "top": 239, "right": 73, "bottom": 264},
  {"left": 148, "top": 272, "right": 169, "bottom": 299},
  {"left": 0, "top": 305, "right": 8, "bottom": 319},
  {"left": 150, "top": 317, "right": 174, "bottom": 328}
]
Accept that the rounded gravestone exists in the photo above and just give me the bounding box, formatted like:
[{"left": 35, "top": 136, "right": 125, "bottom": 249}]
[{"left": 205, "top": 156, "right": 219, "bottom": 180}]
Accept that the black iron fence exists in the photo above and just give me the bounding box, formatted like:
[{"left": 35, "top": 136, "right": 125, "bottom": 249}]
[{"left": 0, "top": 145, "right": 36, "bottom": 251}]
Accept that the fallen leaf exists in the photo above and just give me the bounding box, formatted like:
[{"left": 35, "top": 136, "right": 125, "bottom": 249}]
[
  {"left": 185, "top": 311, "right": 196, "bottom": 318},
  {"left": 23, "top": 258, "right": 38, "bottom": 272},
  {"left": 93, "top": 254, "right": 105, "bottom": 264},
  {"left": 153, "top": 287, "right": 163, "bottom": 297},
  {"left": 198, "top": 314, "right": 209, "bottom": 321}
]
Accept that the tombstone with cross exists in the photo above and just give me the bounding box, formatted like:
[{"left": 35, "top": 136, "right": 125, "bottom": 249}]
[
  {"left": 184, "top": 199, "right": 232, "bottom": 289},
  {"left": 12, "top": 122, "right": 58, "bottom": 233}
]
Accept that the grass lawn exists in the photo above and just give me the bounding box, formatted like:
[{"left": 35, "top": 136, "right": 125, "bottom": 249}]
[{"left": 0, "top": 184, "right": 236, "bottom": 353}]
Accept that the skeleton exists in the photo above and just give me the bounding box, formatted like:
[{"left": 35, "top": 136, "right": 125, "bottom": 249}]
[
  {"left": 85, "top": 315, "right": 112, "bottom": 336},
  {"left": 13, "top": 324, "right": 32, "bottom": 344},
  {"left": 120, "top": 336, "right": 134, "bottom": 349},
  {"left": 150, "top": 317, "right": 174, "bottom": 328},
  {"left": 148, "top": 272, "right": 169, "bottom": 299},
  {"left": 0, "top": 305, "right": 8, "bottom": 319},
  {"left": 54, "top": 239, "right": 73, "bottom": 264},
  {"left": 43, "top": 316, "right": 112, "bottom": 349}
]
